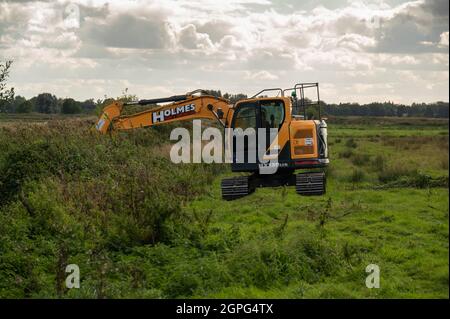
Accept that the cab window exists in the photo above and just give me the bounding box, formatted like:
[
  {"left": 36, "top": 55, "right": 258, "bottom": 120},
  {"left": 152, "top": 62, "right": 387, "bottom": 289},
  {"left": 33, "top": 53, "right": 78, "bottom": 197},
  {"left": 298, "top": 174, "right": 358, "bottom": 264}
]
[
  {"left": 260, "top": 100, "right": 284, "bottom": 129},
  {"left": 233, "top": 103, "right": 256, "bottom": 130}
]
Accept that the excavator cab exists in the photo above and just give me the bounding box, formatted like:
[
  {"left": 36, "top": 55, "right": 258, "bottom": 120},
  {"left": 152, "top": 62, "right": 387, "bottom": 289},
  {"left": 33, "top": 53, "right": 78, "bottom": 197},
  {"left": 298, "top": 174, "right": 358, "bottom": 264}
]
[
  {"left": 229, "top": 96, "right": 286, "bottom": 172},
  {"left": 228, "top": 84, "right": 328, "bottom": 170},
  {"left": 222, "top": 83, "right": 328, "bottom": 200}
]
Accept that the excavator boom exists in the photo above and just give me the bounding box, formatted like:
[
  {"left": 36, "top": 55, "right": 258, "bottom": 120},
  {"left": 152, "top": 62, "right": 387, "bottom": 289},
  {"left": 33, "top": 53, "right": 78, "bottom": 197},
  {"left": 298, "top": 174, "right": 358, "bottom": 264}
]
[{"left": 95, "top": 92, "right": 231, "bottom": 134}]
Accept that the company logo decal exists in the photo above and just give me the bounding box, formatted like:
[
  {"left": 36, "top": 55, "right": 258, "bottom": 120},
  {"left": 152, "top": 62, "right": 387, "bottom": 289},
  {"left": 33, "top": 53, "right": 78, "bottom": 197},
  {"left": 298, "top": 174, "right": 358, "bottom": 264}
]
[{"left": 152, "top": 104, "right": 196, "bottom": 123}]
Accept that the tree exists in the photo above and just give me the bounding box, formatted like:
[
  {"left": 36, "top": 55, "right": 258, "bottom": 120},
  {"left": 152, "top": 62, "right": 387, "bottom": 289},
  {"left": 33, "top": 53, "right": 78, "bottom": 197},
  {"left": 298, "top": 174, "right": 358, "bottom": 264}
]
[
  {"left": 35, "top": 93, "right": 58, "bottom": 113},
  {"left": 61, "top": 98, "right": 82, "bottom": 114},
  {"left": 0, "top": 95, "right": 25, "bottom": 113},
  {"left": 16, "top": 100, "right": 33, "bottom": 113},
  {"left": 117, "top": 88, "right": 138, "bottom": 103},
  {"left": 0, "top": 60, "right": 15, "bottom": 112},
  {"left": 306, "top": 106, "right": 319, "bottom": 120},
  {"left": 81, "top": 99, "right": 96, "bottom": 113},
  {"left": 9, "top": 95, "right": 27, "bottom": 113},
  {"left": 223, "top": 92, "right": 247, "bottom": 104},
  {"left": 205, "top": 89, "right": 222, "bottom": 98},
  {"left": 28, "top": 96, "right": 37, "bottom": 111}
]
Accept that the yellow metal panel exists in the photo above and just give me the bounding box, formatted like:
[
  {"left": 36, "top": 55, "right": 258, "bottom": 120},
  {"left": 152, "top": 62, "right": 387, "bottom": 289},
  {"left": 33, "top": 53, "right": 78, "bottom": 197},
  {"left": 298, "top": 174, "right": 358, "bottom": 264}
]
[{"left": 289, "top": 120, "right": 318, "bottom": 159}]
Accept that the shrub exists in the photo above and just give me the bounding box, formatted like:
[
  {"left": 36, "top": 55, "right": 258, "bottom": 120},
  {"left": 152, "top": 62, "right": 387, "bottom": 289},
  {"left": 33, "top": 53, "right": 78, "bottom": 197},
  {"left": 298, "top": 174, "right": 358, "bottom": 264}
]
[
  {"left": 371, "top": 155, "right": 386, "bottom": 171},
  {"left": 224, "top": 235, "right": 342, "bottom": 288},
  {"left": 16, "top": 101, "right": 33, "bottom": 113},
  {"left": 339, "top": 149, "right": 353, "bottom": 159},
  {"left": 350, "top": 169, "right": 365, "bottom": 183},
  {"left": 440, "top": 155, "right": 449, "bottom": 170},
  {"left": 0, "top": 141, "right": 58, "bottom": 203},
  {"left": 345, "top": 138, "right": 358, "bottom": 148},
  {"left": 378, "top": 173, "right": 449, "bottom": 189},
  {"left": 0, "top": 119, "right": 230, "bottom": 298},
  {"left": 351, "top": 153, "right": 371, "bottom": 166},
  {"left": 377, "top": 165, "right": 417, "bottom": 183},
  {"left": 61, "top": 98, "right": 82, "bottom": 114}
]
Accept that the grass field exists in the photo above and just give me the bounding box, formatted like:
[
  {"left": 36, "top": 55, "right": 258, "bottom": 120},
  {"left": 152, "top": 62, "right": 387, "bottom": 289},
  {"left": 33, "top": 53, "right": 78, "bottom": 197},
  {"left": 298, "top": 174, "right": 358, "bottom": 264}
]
[{"left": 0, "top": 114, "right": 448, "bottom": 298}]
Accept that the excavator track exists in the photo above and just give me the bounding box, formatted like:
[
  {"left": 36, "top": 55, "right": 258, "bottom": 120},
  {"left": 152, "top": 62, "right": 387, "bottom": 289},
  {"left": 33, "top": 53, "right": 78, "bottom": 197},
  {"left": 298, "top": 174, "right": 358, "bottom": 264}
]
[
  {"left": 221, "top": 176, "right": 254, "bottom": 200},
  {"left": 295, "top": 172, "right": 326, "bottom": 196}
]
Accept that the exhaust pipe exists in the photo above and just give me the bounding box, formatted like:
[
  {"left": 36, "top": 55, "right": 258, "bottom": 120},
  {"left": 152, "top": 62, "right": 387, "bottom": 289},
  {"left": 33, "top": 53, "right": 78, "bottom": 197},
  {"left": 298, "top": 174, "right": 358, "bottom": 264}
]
[{"left": 125, "top": 95, "right": 188, "bottom": 106}]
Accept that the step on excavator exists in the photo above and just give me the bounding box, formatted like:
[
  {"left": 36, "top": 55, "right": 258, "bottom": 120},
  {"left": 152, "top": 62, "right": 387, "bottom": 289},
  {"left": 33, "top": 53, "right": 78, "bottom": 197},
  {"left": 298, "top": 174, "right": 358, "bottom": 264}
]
[{"left": 96, "top": 83, "right": 329, "bottom": 200}]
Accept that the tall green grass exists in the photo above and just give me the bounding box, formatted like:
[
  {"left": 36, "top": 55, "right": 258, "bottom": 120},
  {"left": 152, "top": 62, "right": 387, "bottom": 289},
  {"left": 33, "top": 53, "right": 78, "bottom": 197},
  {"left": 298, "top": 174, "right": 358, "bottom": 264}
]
[
  {"left": 0, "top": 117, "right": 448, "bottom": 298},
  {"left": 0, "top": 119, "right": 227, "bottom": 297}
]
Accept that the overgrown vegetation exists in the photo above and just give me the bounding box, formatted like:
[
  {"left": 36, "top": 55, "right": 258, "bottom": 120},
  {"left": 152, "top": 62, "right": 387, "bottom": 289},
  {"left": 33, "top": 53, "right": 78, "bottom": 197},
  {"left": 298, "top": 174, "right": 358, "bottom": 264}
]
[
  {"left": 0, "top": 115, "right": 448, "bottom": 298},
  {"left": 0, "top": 119, "right": 227, "bottom": 297},
  {"left": 0, "top": 60, "right": 14, "bottom": 112}
]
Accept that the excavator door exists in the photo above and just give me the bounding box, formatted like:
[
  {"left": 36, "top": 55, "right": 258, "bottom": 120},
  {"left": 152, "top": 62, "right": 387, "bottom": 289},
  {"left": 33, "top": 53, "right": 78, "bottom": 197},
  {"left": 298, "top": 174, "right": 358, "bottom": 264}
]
[
  {"left": 230, "top": 100, "right": 259, "bottom": 172},
  {"left": 229, "top": 98, "right": 290, "bottom": 173}
]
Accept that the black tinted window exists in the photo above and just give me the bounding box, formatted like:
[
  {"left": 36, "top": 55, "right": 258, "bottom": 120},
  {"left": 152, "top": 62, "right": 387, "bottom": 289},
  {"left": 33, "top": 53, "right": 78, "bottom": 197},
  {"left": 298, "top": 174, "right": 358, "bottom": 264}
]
[
  {"left": 260, "top": 100, "right": 284, "bottom": 129},
  {"left": 234, "top": 103, "right": 256, "bottom": 130}
]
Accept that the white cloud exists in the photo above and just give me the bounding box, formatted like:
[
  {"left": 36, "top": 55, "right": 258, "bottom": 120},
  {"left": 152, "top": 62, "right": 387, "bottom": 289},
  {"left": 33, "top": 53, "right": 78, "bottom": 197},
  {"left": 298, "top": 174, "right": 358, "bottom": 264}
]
[
  {"left": 439, "top": 31, "right": 449, "bottom": 47},
  {"left": 177, "top": 24, "right": 214, "bottom": 51},
  {"left": 244, "top": 70, "right": 278, "bottom": 80},
  {"left": 0, "top": 0, "right": 448, "bottom": 104}
]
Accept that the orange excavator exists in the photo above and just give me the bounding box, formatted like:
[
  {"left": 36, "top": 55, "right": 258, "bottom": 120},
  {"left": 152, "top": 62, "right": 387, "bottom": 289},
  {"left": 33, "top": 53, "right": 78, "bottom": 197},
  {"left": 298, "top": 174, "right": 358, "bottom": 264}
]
[{"left": 96, "top": 83, "right": 329, "bottom": 200}]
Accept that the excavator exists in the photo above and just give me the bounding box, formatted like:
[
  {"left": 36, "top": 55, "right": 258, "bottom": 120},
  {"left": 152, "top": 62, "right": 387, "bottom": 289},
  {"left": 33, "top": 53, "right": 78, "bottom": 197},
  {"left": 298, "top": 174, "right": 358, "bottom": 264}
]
[{"left": 95, "top": 83, "right": 329, "bottom": 200}]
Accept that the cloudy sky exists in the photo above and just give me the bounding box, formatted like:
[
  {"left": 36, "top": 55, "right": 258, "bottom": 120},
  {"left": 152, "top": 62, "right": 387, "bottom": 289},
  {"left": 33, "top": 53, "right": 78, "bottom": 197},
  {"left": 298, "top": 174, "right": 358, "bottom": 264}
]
[{"left": 0, "top": 0, "right": 448, "bottom": 104}]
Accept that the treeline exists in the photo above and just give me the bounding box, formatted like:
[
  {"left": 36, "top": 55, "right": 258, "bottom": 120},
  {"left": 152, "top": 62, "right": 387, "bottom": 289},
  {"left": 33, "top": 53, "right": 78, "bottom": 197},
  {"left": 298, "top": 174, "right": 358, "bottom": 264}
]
[
  {"left": 1, "top": 90, "right": 449, "bottom": 118},
  {"left": 204, "top": 89, "right": 248, "bottom": 104},
  {"left": 0, "top": 93, "right": 97, "bottom": 114},
  {"left": 322, "top": 101, "right": 449, "bottom": 118},
  {"left": 0, "top": 90, "right": 248, "bottom": 115}
]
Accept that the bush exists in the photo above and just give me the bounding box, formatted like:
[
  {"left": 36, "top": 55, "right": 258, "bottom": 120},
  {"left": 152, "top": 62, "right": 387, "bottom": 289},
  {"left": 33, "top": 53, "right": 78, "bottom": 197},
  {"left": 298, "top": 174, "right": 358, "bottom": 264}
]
[
  {"left": 350, "top": 169, "right": 365, "bottom": 183},
  {"left": 377, "top": 171, "right": 449, "bottom": 189},
  {"left": 440, "top": 155, "right": 449, "bottom": 170},
  {"left": 345, "top": 138, "right": 358, "bottom": 148},
  {"left": 0, "top": 141, "right": 58, "bottom": 203},
  {"left": 224, "top": 235, "right": 342, "bottom": 288},
  {"left": 339, "top": 149, "right": 353, "bottom": 159},
  {"left": 377, "top": 166, "right": 417, "bottom": 183},
  {"left": 61, "top": 98, "right": 82, "bottom": 114},
  {"left": 16, "top": 101, "right": 33, "bottom": 113},
  {"left": 0, "top": 119, "right": 229, "bottom": 298},
  {"left": 351, "top": 153, "right": 371, "bottom": 166},
  {"left": 371, "top": 155, "right": 386, "bottom": 171}
]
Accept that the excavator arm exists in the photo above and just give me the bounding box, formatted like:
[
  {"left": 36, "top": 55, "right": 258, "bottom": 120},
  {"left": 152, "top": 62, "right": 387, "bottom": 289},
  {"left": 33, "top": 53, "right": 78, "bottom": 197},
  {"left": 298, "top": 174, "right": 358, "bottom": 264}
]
[{"left": 95, "top": 91, "right": 232, "bottom": 134}]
